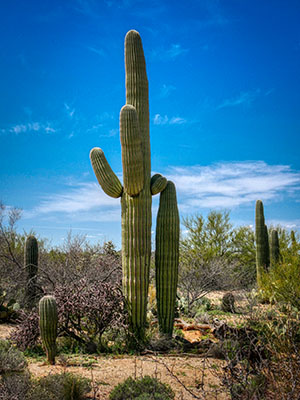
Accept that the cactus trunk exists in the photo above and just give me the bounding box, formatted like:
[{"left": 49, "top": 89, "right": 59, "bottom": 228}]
[
  {"left": 24, "top": 235, "right": 38, "bottom": 309},
  {"left": 90, "top": 30, "right": 179, "bottom": 340},
  {"left": 39, "top": 295, "right": 58, "bottom": 365},
  {"left": 255, "top": 200, "right": 270, "bottom": 286},
  {"left": 155, "top": 181, "right": 179, "bottom": 336}
]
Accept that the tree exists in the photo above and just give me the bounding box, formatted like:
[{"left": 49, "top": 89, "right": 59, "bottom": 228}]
[
  {"left": 178, "top": 211, "right": 256, "bottom": 313},
  {"left": 181, "top": 210, "right": 233, "bottom": 264}
]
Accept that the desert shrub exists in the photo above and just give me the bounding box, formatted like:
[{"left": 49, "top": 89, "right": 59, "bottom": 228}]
[
  {"left": 9, "top": 310, "right": 40, "bottom": 351},
  {"left": 220, "top": 307, "right": 300, "bottom": 399},
  {"left": 109, "top": 376, "right": 175, "bottom": 400},
  {"left": 11, "top": 279, "right": 129, "bottom": 353},
  {"left": 27, "top": 372, "right": 91, "bottom": 400},
  {"left": 259, "top": 255, "right": 300, "bottom": 308},
  {"left": 221, "top": 292, "right": 235, "bottom": 313},
  {"left": 0, "top": 339, "right": 31, "bottom": 400},
  {"left": 54, "top": 278, "right": 128, "bottom": 351},
  {"left": 0, "top": 339, "right": 27, "bottom": 374}
]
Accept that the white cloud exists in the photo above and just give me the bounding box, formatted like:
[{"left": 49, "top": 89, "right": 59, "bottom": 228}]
[
  {"left": 24, "top": 182, "right": 121, "bottom": 222},
  {"left": 5, "top": 122, "right": 56, "bottom": 135},
  {"left": 166, "top": 44, "right": 188, "bottom": 58},
  {"left": 22, "top": 162, "right": 300, "bottom": 229},
  {"left": 86, "top": 46, "right": 105, "bottom": 57},
  {"left": 217, "top": 88, "right": 274, "bottom": 110},
  {"left": 268, "top": 219, "right": 300, "bottom": 229},
  {"left": 167, "top": 161, "right": 300, "bottom": 212},
  {"left": 159, "top": 84, "right": 176, "bottom": 98},
  {"left": 152, "top": 43, "right": 189, "bottom": 60},
  {"left": 169, "top": 117, "right": 186, "bottom": 125},
  {"left": 64, "top": 103, "right": 75, "bottom": 118},
  {"left": 153, "top": 114, "right": 186, "bottom": 125}
]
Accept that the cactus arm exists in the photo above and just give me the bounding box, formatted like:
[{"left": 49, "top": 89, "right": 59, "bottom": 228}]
[
  {"left": 90, "top": 147, "right": 123, "bottom": 198},
  {"left": 39, "top": 295, "right": 58, "bottom": 365},
  {"left": 155, "top": 181, "right": 179, "bottom": 336},
  {"left": 120, "top": 105, "right": 144, "bottom": 196},
  {"left": 150, "top": 174, "right": 168, "bottom": 195}
]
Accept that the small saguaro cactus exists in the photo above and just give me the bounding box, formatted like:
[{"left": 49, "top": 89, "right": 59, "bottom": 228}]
[
  {"left": 255, "top": 200, "right": 270, "bottom": 286},
  {"left": 155, "top": 181, "right": 179, "bottom": 336},
  {"left": 24, "top": 235, "right": 38, "bottom": 309},
  {"left": 39, "top": 295, "right": 58, "bottom": 365},
  {"left": 270, "top": 229, "right": 280, "bottom": 265},
  {"left": 90, "top": 30, "right": 175, "bottom": 339}
]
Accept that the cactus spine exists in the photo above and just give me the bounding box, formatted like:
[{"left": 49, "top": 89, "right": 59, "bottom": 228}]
[
  {"left": 24, "top": 235, "right": 38, "bottom": 309},
  {"left": 155, "top": 181, "right": 179, "bottom": 336},
  {"left": 255, "top": 200, "right": 270, "bottom": 285},
  {"left": 270, "top": 229, "right": 280, "bottom": 265},
  {"left": 39, "top": 295, "right": 58, "bottom": 365},
  {"left": 90, "top": 30, "right": 173, "bottom": 339}
]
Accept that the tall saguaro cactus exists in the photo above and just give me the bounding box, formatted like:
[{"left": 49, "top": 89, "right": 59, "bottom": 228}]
[
  {"left": 255, "top": 200, "right": 270, "bottom": 285},
  {"left": 155, "top": 181, "right": 179, "bottom": 336},
  {"left": 270, "top": 229, "right": 280, "bottom": 265},
  {"left": 90, "top": 30, "right": 171, "bottom": 338},
  {"left": 24, "top": 235, "right": 38, "bottom": 309},
  {"left": 39, "top": 295, "right": 58, "bottom": 365}
]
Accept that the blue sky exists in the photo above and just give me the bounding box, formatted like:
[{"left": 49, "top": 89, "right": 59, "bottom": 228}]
[{"left": 1, "top": 0, "right": 300, "bottom": 248}]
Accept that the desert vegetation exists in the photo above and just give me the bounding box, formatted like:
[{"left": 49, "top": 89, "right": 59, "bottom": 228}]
[{"left": 1, "top": 29, "right": 300, "bottom": 400}]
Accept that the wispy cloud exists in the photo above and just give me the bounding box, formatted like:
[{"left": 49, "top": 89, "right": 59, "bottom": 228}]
[
  {"left": 153, "top": 114, "right": 186, "bottom": 125},
  {"left": 64, "top": 103, "right": 75, "bottom": 118},
  {"left": 166, "top": 44, "right": 188, "bottom": 58},
  {"left": 22, "top": 162, "right": 300, "bottom": 230},
  {"left": 25, "top": 182, "right": 120, "bottom": 222},
  {"left": 159, "top": 84, "right": 176, "bottom": 98},
  {"left": 167, "top": 161, "right": 300, "bottom": 212},
  {"left": 268, "top": 219, "right": 300, "bottom": 229},
  {"left": 73, "top": 0, "right": 96, "bottom": 17},
  {"left": 217, "top": 88, "right": 273, "bottom": 110},
  {"left": 86, "top": 46, "right": 105, "bottom": 57},
  {"left": 151, "top": 43, "right": 189, "bottom": 60},
  {"left": 2, "top": 122, "right": 56, "bottom": 135}
]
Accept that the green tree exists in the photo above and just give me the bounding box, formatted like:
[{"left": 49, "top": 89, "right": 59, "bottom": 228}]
[{"left": 181, "top": 210, "right": 233, "bottom": 263}]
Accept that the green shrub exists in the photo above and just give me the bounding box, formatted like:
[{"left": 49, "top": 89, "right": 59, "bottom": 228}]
[
  {"left": 28, "top": 372, "right": 91, "bottom": 400},
  {"left": 259, "top": 255, "right": 300, "bottom": 308},
  {"left": 0, "top": 339, "right": 27, "bottom": 374},
  {"left": 109, "top": 376, "right": 175, "bottom": 400},
  {"left": 0, "top": 339, "right": 31, "bottom": 400}
]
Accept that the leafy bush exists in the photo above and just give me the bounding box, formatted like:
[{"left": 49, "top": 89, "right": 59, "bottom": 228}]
[
  {"left": 259, "top": 255, "right": 300, "bottom": 308},
  {"left": 28, "top": 372, "right": 91, "bottom": 400},
  {"left": 109, "top": 376, "right": 175, "bottom": 400}
]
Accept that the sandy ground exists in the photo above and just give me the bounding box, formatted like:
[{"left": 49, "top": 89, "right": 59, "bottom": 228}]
[{"left": 0, "top": 322, "right": 229, "bottom": 399}]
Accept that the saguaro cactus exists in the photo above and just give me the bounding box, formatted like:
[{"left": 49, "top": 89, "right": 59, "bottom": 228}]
[
  {"left": 24, "top": 235, "right": 38, "bottom": 309},
  {"left": 255, "top": 200, "right": 270, "bottom": 285},
  {"left": 39, "top": 295, "right": 58, "bottom": 365},
  {"left": 155, "top": 181, "right": 179, "bottom": 336},
  {"left": 90, "top": 30, "right": 170, "bottom": 338},
  {"left": 270, "top": 229, "right": 280, "bottom": 265}
]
